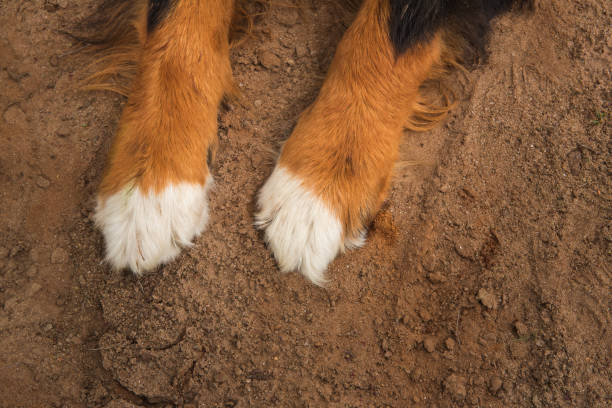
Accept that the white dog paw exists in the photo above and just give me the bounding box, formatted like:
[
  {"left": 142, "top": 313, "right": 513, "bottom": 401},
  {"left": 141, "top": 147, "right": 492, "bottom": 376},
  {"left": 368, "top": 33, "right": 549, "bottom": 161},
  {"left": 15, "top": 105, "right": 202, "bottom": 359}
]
[
  {"left": 256, "top": 166, "right": 357, "bottom": 286},
  {"left": 94, "top": 179, "right": 212, "bottom": 274}
]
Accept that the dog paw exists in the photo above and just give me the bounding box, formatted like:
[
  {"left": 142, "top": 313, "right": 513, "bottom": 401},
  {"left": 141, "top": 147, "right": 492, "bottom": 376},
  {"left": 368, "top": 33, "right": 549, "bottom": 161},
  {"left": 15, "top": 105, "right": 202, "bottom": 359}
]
[
  {"left": 95, "top": 179, "right": 212, "bottom": 274},
  {"left": 256, "top": 166, "right": 364, "bottom": 286}
]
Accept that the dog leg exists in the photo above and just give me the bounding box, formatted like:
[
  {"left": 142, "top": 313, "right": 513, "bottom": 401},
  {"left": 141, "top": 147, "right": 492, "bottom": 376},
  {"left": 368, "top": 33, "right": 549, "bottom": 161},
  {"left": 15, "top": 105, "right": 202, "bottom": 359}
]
[
  {"left": 95, "top": 0, "right": 234, "bottom": 274},
  {"left": 256, "top": 0, "right": 445, "bottom": 285}
]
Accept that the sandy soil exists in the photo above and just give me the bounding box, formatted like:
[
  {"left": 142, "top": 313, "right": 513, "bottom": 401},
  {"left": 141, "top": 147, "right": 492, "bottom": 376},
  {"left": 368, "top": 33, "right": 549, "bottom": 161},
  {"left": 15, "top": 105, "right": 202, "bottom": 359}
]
[{"left": 0, "top": 0, "right": 610, "bottom": 407}]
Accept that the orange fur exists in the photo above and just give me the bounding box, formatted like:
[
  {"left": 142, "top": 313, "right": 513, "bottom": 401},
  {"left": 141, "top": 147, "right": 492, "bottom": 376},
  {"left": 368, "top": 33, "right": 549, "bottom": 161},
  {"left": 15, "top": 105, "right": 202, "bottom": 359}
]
[
  {"left": 98, "top": 0, "right": 235, "bottom": 197},
  {"left": 279, "top": 0, "right": 443, "bottom": 239}
]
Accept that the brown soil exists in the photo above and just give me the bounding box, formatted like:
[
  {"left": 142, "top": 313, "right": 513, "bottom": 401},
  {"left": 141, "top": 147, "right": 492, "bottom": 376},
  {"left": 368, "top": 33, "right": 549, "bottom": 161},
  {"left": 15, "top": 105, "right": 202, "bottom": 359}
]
[{"left": 1, "top": 0, "right": 610, "bottom": 407}]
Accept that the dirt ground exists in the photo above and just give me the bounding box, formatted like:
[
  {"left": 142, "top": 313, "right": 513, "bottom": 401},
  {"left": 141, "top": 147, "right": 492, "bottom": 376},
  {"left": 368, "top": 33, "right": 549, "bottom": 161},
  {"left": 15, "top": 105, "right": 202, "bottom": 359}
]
[{"left": 0, "top": 0, "right": 610, "bottom": 407}]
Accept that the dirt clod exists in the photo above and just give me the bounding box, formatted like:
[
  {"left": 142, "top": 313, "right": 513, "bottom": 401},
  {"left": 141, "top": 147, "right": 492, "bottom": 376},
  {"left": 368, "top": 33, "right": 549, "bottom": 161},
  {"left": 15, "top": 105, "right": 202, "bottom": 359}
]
[
  {"left": 419, "top": 309, "right": 432, "bottom": 322},
  {"left": 36, "top": 176, "right": 51, "bottom": 189},
  {"left": 427, "top": 271, "right": 446, "bottom": 283},
  {"left": 489, "top": 376, "right": 503, "bottom": 394},
  {"left": 477, "top": 288, "right": 498, "bottom": 310},
  {"left": 445, "top": 374, "right": 467, "bottom": 401},
  {"left": 258, "top": 50, "right": 280, "bottom": 69},
  {"left": 424, "top": 337, "right": 436, "bottom": 353},
  {"left": 514, "top": 320, "right": 528, "bottom": 337},
  {"left": 445, "top": 337, "right": 456, "bottom": 351}
]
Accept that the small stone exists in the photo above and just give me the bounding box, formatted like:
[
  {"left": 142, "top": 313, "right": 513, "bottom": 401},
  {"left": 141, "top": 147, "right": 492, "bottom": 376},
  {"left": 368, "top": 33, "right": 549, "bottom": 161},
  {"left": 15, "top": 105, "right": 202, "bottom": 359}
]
[
  {"left": 254, "top": 100, "right": 263, "bottom": 107},
  {"left": 445, "top": 337, "right": 456, "bottom": 351},
  {"left": 258, "top": 50, "right": 280, "bottom": 69},
  {"left": 43, "top": 323, "right": 54, "bottom": 331},
  {"left": 427, "top": 271, "right": 446, "bottom": 283},
  {"left": 454, "top": 236, "right": 480, "bottom": 260},
  {"left": 445, "top": 374, "right": 467, "bottom": 401},
  {"left": 489, "top": 376, "right": 503, "bottom": 394},
  {"left": 36, "top": 176, "right": 51, "bottom": 189},
  {"left": 514, "top": 320, "right": 528, "bottom": 337},
  {"left": 439, "top": 183, "right": 451, "bottom": 193},
  {"left": 51, "top": 248, "right": 69, "bottom": 264},
  {"left": 423, "top": 337, "right": 436, "bottom": 353},
  {"left": 69, "top": 335, "right": 82, "bottom": 345},
  {"left": 418, "top": 309, "right": 432, "bottom": 322},
  {"left": 477, "top": 288, "right": 498, "bottom": 310},
  {"left": 55, "top": 124, "right": 71, "bottom": 138}
]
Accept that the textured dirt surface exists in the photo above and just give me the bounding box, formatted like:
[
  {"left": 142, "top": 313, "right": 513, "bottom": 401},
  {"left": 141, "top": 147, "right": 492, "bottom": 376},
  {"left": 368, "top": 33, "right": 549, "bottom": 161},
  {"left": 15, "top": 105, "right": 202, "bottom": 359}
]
[{"left": 1, "top": 0, "right": 611, "bottom": 407}]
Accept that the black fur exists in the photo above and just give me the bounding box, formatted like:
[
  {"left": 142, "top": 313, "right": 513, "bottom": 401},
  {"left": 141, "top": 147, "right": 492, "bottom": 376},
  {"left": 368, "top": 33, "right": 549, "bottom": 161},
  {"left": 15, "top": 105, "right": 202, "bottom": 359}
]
[
  {"left": 389, "top": 0, "right": 530, "bottom": 55},
  {"left": 148, "top": 0, "right": 173, "bottom": 32}
]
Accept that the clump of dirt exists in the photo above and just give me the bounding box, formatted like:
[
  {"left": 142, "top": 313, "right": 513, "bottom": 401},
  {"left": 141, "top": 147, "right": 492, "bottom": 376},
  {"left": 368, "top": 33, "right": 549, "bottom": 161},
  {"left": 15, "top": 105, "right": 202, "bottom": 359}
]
[{"left": 0, "top": 0, "right": 610, "bottom": 407}]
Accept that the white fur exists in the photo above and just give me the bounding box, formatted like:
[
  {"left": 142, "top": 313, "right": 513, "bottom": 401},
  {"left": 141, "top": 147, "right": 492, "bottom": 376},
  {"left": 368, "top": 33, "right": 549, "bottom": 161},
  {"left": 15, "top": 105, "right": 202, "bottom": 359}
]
[
  {"left": 256, "top": 166, "right": 352, "bottom": 286},
  {"left": 94, "top": 179, "right": 212, "bottom": 274}
]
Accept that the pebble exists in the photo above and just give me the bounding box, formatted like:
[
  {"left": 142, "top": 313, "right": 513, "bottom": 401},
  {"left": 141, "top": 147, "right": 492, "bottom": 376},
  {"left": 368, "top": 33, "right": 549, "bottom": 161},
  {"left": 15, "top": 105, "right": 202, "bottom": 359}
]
[
  {"left": 489, "top": 376, "right": 503, "bottom": 394},
  {"left": 36, "top": 176, "right": 51, "bottom": 189},
  {"left": 444, "top": 374, "right": 467, "bottom": 401},
  {"left": 424, "top": 337, "right": 436, "bottom": 353},
  {"left": 514, "top": 320, "right": 528, "bottom": 337},
  {"left": 427, "top": 271, "right": 446, "bottom": 283},
  {"left": 55, "top": 123, "right": 71, "bottom": 138},
  {"left": 254, "top": 100, "right": 263, "bottom": 107},
  {"left": 477, "top": 288, "right": 498, "bottom": 310},
  {"left": 454, "top": 236, "right": 480, "bottom": 260},
  {"left": 418, "top": 309, "right": 432, "bottom": 322},
  {"left": 258, "top": 50, "right": 280, "bottom": 69},
  {"left": 445, "top": 337, "right": 456, "bottom": 351}
]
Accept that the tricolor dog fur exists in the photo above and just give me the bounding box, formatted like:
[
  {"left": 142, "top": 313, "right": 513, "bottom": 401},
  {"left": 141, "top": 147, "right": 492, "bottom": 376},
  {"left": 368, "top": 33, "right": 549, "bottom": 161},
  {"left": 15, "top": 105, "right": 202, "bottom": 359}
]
[{"left": 86, "top": 0, "right": 529, "bottom": 285}]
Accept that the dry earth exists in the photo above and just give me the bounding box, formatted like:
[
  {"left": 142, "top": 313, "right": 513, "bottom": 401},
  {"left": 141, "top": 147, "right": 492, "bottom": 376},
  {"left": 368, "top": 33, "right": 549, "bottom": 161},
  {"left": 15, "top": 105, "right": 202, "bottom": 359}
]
[{"left": 0, "top": 0, "right": 610, "bottom": 407}]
